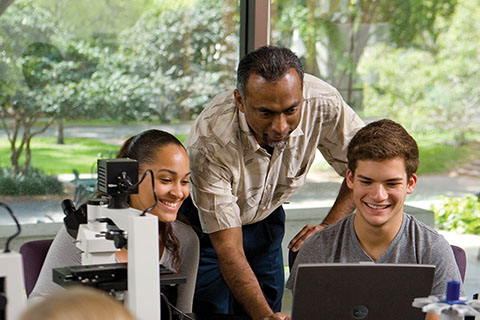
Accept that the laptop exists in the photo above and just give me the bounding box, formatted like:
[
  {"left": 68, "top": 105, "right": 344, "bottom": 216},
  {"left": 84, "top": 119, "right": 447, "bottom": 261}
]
[{"left": 291, "top": 263, "right": 435, "bottom": 320}]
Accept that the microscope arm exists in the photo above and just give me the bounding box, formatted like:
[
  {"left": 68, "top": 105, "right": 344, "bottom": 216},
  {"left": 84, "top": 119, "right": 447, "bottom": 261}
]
[{"left": 76, "top": 205, "right": 160, "bottom": 320}]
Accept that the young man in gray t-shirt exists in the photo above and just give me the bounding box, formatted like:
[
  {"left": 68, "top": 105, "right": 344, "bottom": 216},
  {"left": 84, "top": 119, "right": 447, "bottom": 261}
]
[{"left": 287, "top": 119, "right": 463, "bottom": 320}]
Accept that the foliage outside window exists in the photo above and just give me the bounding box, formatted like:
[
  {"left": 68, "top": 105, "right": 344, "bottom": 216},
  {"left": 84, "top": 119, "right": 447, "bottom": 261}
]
[
  {"left": 433, "top": 195, "right": 480, "bottom": 235},
  {"left": 270, "top": 0, "right": 479, "bottom": 147},
  {"left": 271, "top": 0, "right": 480, "bottom": 230},
  {"left": 0, "top": 0, "right": 238, "bottom": 228},
  {"left": 358, "top": 0, "right": 480, "bottom": 145},
  {"left": 0, "top": 0, "right": 238, "bottom": 181}
]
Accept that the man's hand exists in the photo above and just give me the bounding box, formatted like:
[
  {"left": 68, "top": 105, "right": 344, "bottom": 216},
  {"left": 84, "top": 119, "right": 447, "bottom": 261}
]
[
  {"left": 288, "top": 223, "right": 327, "bottom": 252},
  {"left": 260, "top": 312, "right": 291, "bottom": 320},
  {"left": 425, "top": 312, "right": 440, "bottom": 320},
  {"left": 288, "top": 179, "right": 355, "bottom": 252}
]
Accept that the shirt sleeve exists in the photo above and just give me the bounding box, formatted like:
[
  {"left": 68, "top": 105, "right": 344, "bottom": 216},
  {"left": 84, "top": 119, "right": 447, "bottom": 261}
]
[
  {"left": 187, "top": 141, "right": 242, "bottom": 233},
  {"left": 174, "top": 221, "right": 200, "bottom": 313},
  {"left": 317, "top": 91, "right": 364, "bottom": 177},
  {"left": 29, "top": 225, "right": 82, "bottom": 301},
  {"left": 428, "top": 237, "right": 465, "bottom": 296}
]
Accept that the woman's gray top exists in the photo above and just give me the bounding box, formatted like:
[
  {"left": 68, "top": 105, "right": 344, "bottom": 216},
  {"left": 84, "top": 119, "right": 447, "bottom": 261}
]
[{"left": 30, "top": 220, "right": 199, "bottom": 313}]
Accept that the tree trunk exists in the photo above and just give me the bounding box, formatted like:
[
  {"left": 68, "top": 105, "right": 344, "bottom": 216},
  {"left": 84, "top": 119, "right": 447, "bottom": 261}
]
[
  {"left": 220, "top": 0, "right": 237, "bottom": 83},
  {"left": 6, "top": 111, "right": 55, "bottom": 174},
  {"left": 305, "top": 0, "right": 320, "bottom": 76},
  {"left": 10, "top": 149, "right": 21, "bottom": 175},
  {"left": 22, "top": 137, "right": 32, "bottom": 173},
  {"left": 346, "top": 21, "right": 356, "bottom": 105},
  {"left": 56, "top": 118, "right": 64, "bottom": 144},
  {"left": 19, "top": 123, "right": 32, "bottom": 173},
  {"left": 179, "top": 22, "right": 192, "bottom": 122},
  {"left": 9, "top": 117, "right": 25, "bottom": 175},
  {"left": 0, "top": 0, "right": 14, "bottom": 16}
]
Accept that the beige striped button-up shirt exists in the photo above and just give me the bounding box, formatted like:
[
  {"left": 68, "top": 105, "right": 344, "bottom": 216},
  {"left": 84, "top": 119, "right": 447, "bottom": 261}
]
[{"left": 185, "top": 74, "right": 364, "bottom": 234}]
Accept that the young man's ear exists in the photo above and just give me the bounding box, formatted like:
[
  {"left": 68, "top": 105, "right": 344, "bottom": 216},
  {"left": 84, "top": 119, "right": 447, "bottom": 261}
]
[
  {"left": 406, "top": 173, "right": 417, "bottom": 194},
  {"left": 346, "top": 169, "right": 354, "bottom": 189},
  {"left": 233, "top": 89, "right": 245, "bottom": 113}
]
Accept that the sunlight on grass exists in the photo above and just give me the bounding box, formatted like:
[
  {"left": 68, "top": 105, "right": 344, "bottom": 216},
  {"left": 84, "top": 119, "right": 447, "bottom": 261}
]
[
  {"left": 307, "top": 131, "right": 479, "bottom": 176},
  {"left": 0, "top": 129, "right": 477, "bottom": 176},
  {"left": 414, "top": 132, "right": 479, "bottom": 175},
  {"left": 0, "top": 138, "right": 119, "bottom": 175}
]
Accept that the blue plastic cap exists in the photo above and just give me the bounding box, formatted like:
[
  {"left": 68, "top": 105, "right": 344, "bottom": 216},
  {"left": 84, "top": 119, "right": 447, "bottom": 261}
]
[{"left": 446, "top": 281, "right": 461, "bottom": 301}]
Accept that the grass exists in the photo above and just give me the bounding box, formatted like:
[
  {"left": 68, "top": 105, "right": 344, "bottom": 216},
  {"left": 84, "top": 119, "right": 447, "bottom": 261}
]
[
  {"left": 0, "top": 138, "right": 119, "bottom": 175},
  {"left": 0, "top": 134, "right": 189, "bottom": 175},
  {"left": 417, "top": 142, "right": 473, "bottom": 175},
  {"left": 29, "top": 118, "right": 187, "bottom": 127},
  {"left": 414, "top": 132, "right": 479, "bottom": 175},
  {"left": 309, "top": 131, "right": 479, "bottom": 175},
  {"left": 0, "top": 130, "right": 477, "bottom": 176}
]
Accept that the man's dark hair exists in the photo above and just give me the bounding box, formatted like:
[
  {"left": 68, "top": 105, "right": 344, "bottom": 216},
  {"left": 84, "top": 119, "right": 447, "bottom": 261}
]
[
  {"left": 347, "top": 119, "right": 419, "bottom": 179},
  {"left": 236, "top": 45, "right": 304, "bottom": 98}
]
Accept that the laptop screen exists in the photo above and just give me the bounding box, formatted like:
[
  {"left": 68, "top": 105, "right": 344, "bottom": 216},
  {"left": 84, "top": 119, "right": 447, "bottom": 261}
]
[{"left": 291, "top": 263, "right": 435, "bottom": 320}]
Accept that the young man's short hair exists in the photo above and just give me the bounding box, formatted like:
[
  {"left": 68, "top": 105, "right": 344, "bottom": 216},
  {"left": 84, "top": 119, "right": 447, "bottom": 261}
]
[{"left": 347, "top": 119, "right": 419, "bottom": 178}]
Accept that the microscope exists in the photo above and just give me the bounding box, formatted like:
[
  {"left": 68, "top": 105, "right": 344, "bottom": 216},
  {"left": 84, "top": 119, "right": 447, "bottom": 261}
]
[
  {"left": 413, "top": 281, "right": 480, "bottom": 319},
  {"left": 58, "top": 159, "right": 161, "bottom": 320},
  {"left": 0, "top": 203, "right": 27, "bottom": 320},
  {"left": 0, "top": 251, "right": 26, "bottom": 320}
]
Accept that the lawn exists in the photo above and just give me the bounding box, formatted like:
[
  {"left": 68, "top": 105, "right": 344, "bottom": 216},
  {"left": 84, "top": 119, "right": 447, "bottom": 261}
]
[
  {"left": 0, "top": 131, "right": 477, "bottom": 176},
  {"left": 0, "top": 138, "right": 119, "bottom": 175},
  {"left": 301, "top": 131, "right": 479, "bottom": 176},
  {"left": 414, "top": 132, "right": 479, "bottom": 175}
]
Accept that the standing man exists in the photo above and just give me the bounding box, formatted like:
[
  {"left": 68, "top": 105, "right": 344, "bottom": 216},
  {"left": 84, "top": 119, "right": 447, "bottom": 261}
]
[{"left": 184, "top": 46, "right": 364, "bottom": 320}]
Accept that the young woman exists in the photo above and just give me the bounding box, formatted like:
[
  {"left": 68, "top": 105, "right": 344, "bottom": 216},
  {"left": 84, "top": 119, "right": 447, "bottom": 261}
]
[{"left": 30, "top": 129, "right": 199, "bottom": 314}]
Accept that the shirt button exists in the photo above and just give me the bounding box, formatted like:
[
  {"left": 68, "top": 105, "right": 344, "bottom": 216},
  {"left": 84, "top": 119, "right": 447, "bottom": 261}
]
[{"left": 266, "top": 185, "right": 271, "bottom": 190}]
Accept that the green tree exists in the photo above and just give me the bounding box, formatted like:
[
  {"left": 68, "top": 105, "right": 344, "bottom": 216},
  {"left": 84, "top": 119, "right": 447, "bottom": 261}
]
[
  {"left": 35, "top": 0, "right": 154, "bottom": 143},
  {"left": 37, "top": 0, "right": 153, "bottom": 42},
  {"left": 428, "top": 0, "right": 480, "bottom": 144},
  {"left": 0, "top": 0, "right": 14, "bottom": 16},
  {"left": 0, "top": 0, "right": 160, "bottom": 173},
  {"left": 0, "top": 0, "right": 135, "bottom": 173},
  {"left": 0, "top": 0, "right": 238, "bottom": 174},
  {"left": 358, "top": 0, "right": 480, "bottom": 144},
  {"left": 271, "top": 0, "right": 457, "bottom": 108},
  {"left": 120, "top": 0, "right": 236, "bottom": 120},
  {"left": 0, "top": 0, "right": 59, "bottom": 174}
]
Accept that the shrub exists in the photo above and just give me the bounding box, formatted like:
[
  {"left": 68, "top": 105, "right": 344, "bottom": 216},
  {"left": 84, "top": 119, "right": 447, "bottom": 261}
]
[
  {"left": 0, "top": 167, "right": 63, "bottom": 195},
  {"left": 433, "top": 195, "right": 480, "bottom": 234}
]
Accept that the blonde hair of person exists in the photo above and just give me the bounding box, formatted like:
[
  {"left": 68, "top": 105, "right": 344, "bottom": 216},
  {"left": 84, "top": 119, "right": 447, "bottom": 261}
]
[{"left": 20, "top": 286, "right": 135, "bottom": 320}]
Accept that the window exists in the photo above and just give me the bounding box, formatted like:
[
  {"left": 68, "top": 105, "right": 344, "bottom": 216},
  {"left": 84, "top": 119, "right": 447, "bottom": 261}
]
[
  {"left": 0, "top": 0, "right": 239, "bottom": 229},
  {"left": 270, "top": 0, "right": 479, "bottom": 184}
]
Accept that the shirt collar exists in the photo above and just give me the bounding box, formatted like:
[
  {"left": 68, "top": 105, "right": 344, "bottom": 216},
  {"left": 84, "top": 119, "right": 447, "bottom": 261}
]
[{"left": 238, "top": 109, "right": 262, "bottom": 152}]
